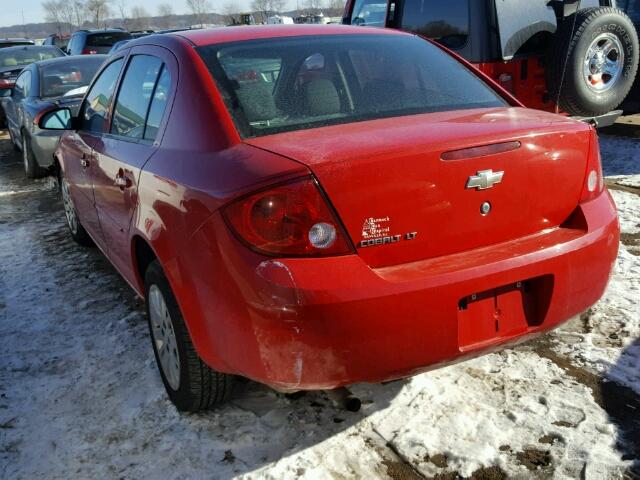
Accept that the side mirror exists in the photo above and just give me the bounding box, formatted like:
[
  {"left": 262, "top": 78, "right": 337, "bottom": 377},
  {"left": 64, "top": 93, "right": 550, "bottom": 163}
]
[
  {"left": 37, "top": 107, "right": 73, "bottom": 130},
  {"left": 0, "top": 88, "right": 12, "bottom": 98}
]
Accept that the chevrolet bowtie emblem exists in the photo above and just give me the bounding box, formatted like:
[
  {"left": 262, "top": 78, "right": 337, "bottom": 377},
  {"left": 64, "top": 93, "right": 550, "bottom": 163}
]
[{"left": 466, "top": 169, "right": 504, "bottom": 190}]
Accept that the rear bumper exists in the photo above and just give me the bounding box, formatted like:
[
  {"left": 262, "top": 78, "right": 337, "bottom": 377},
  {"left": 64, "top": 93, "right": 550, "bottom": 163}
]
[{"left": 177, "top": 190, "right": 619, "bottom": 391}]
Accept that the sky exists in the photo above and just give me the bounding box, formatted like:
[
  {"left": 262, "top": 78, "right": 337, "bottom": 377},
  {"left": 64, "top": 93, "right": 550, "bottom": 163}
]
[{"left": 1, "top": 0, "right": 298, "bottom": 28}]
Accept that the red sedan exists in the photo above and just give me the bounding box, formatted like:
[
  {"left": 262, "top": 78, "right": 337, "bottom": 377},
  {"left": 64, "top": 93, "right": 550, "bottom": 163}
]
[{"left": 38, "top": 25, "right": 619, "bottom": 411}]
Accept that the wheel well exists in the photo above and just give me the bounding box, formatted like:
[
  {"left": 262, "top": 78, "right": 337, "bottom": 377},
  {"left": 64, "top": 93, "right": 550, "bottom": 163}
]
[{"left": 133, "top": 236, "right": 157, "bottom": 287}]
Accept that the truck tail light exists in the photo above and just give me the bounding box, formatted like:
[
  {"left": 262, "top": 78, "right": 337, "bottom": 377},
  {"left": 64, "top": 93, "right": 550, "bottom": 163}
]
[
  {"left": 222, "top": 177, "right": 354, "bottom": 257},
  {"left": 82, "top": 48, "right": 98, "bottom": 54},
  {"left": 579, "top": 130, "right": 604, "bottom": 203}
]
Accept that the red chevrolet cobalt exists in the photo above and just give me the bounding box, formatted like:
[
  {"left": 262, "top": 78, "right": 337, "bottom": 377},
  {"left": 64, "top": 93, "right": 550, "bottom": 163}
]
[{"left": 38, "top": 25, "right": 619, "bottom": 411}]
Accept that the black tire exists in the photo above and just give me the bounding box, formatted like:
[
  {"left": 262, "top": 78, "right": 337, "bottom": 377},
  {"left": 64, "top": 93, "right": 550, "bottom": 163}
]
[
  {"left": 58, "top": 167, "right": 93, "bottom": 246},
  {"left": 547, "top": 7, "right": 639, "bottom": 116},
  {"left": 22, "top": 134, "right": 47, "bottom": 179},
  {"left": 144, "top": 260, "right": 234, "bottom": 411}
]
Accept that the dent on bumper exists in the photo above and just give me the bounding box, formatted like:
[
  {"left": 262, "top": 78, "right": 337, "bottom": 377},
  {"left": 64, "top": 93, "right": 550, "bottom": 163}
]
[{"left": 181, "top": 191, "right": 619, "bottom": 391}]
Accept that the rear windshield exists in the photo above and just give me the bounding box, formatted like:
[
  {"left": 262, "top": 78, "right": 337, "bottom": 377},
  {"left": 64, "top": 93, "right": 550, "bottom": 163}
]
[
  {"left": 197, "top": 34, "right": 507, "bottom": 138},
  {"left": 40, "top": 57, "right": 104, "bottom": 98},
  {"left": 0, "top": 47, "right": 63, "bottom": 68},
  {"left": 87, "top": 32, "right": 132, "bottom": 47}
]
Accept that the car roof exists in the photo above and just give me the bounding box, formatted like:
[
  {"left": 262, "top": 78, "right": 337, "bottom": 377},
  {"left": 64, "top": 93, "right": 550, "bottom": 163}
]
[
  {"left": 172, "top": 24, "right": 405, "bottom": 47},
  {"left": 0, "top": 38, "right": 34, "bottom": 42},
  {"left": 0, "top": 45, "right": 61, "bottom": 52},
  {"left": 35, "top": 54, "right": 107, "bottom": 68}
]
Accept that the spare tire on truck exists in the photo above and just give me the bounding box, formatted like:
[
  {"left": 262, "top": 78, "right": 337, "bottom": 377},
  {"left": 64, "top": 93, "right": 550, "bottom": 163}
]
[{"left": 547, "top": 7, "right": 639, "bottom": 117}]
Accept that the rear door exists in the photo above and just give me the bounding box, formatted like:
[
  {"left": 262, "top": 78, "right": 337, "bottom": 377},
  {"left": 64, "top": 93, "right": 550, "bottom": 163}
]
[
  {"left": 65, "top": 57, "right": 125, "bottom": 246},
  {"left": 91, "top": 46, "right": 175, "bottom": 282}
]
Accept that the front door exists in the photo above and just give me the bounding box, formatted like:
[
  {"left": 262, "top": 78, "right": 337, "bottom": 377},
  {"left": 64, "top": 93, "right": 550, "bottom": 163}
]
[
  {"left": 91, "top": 47, "right": 175, "bottom": 282},
  {"left": 65, "top": 57, "right": 125, "bottom": 245}
]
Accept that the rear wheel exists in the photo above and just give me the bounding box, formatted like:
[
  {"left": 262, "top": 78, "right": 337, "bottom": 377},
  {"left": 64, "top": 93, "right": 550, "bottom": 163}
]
[
  {"left": 144, "top": 260, "right": 234, "bottom": 411},
  {"left": 547, "top": 7, "right": 639, "bottom": 116},
  {"left": 22, "top": 134, "right": 47, "bottom": 179},
  {"left": 59, "top": 168, "right": 93, "bottom": 246}
]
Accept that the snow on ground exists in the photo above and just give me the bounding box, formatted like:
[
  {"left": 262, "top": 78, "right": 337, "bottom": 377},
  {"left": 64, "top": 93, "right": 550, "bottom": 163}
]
[{"left": 0, "top": 129, "right": 639, "bottom": 480}]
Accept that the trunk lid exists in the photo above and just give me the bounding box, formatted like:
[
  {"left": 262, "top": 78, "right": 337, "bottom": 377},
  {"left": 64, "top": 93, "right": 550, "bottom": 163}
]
[{"left": 246, "top": 107, "right": 592, "bottom": 268}]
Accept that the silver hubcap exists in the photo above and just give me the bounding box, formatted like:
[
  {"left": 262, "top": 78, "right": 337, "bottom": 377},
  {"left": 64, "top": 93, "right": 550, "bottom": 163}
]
[
  {"left": 60, "top": 176, "right": 78, "bottom": 235},
  {"left": 583, "top": 33, "right": 624, "bottom": 93},
  {"left": 148, "top": 285, "right": 181, "bottom": 390}
]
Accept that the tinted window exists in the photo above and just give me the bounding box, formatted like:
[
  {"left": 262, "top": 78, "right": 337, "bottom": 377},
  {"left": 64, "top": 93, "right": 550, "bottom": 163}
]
[
  {"left": 399, "top": 0, "right": 469, "bottom": 49},
  {"left": 40, "top": 57, "right": 104, "bottom": 98},
  {"left": 144, "top": 65, "right": 171, "bottom": 140},
  {"left": 199, "top": 34, "right": 506, "bottom": 138},
  {"left": 111, "top": 55, "right": 162, "bottom": 139},
  {"left": 87, "top": 32, "right": 132, "bottom": 47},
  {"left": 0, "top": 46, "right": 63, "bottom": 68},
  {"left": 82, "top": 59, "right": 123, "bottom": 133}
]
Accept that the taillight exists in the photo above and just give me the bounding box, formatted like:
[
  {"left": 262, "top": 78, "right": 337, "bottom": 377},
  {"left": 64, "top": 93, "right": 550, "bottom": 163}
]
[
  {"left": 222, "top": 177, "right": 354, "bottom": 257},
  {"left": 81, "top": 48, "right": 98, "bottom": 54},
  {"left": 580, "top": 130, "right": 604, "bottom": 203},
  {"left": 0, "top": 79, "right": 15, "bottom": 89}
]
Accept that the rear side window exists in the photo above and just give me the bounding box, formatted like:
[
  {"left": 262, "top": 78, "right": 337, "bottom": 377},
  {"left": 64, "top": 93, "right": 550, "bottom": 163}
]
[
  {"left": 144, "top": 66, "right": 172, "bottom": 140},
  {"left": 81, "top": 59, "right": 123, "bottom": 133},
  {"left": 198, "top": 34, "right": 507, "bottom": 138},
  {"left": 87, "top": 32, "right": 132, "bottom": 47},
  {"left": 111, "top": 55, "right": 164, "bottom": 140},
  {"left": 398, "top": 0, "right": 470, "bottom": 49}
]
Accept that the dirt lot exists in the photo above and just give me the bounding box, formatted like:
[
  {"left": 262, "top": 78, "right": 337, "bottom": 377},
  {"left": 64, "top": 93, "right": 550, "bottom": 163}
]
[{"left": 0, "top": 124, "right": 638, "bottom": 479}]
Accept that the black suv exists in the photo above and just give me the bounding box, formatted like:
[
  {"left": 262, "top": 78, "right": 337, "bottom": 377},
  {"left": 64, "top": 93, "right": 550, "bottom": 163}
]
[{"left": 66, "top": 29, "right": 132, "bottom": 55}]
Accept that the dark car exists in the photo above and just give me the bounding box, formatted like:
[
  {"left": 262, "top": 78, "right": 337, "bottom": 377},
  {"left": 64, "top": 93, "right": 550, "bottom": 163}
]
[
  {"left": 0, "top": 45, "right": 65, "bottom": 126},
  {"left": 343, "top": 0, "right": 639, "bottom": 119},
  {"left": 66, "top": 29, "right": 133, "bottom": 55},
  {"left": 0, "top": 38, "right": 35, "bottom": 48},
  {"left": 37, "top": 26, "right": 617, "bottom": 411},
  {"left": 43, "top": 33, "right": 71, "bottom": 51},
  {"left": 1, "top": 55, "right": 105, "bottom": 177}
]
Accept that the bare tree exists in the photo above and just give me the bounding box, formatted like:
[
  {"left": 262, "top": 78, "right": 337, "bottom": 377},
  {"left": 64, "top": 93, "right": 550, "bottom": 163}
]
[
  {"left": 328, "top": 0, "right": 343, "bottom": 14},
  {"left": 270, "top": 0, "right": 286, "bottom": 13},
  {"left": 222, "top": 1, "right": 240, "bottom": 25},
  {"left": 129, "top": 5, "right": 149, "bottom": 30},
  {"left": 251, "top": 0, "right": 269, "bottom": 23},
  {"left": 42, "top": 0, "right": 63, "bottom": 34},
  {"left": 55, "top": 0, "right": 86, "bottom": 33},
  {"left": 85, "top": 0, "right": 110, "bottom": 28},
  {"left": 303, "top": 0, "right": 325, "bottom": 13},
  {"left": 157, "top": 3, "right": 173, "bottom": 28},
  {"left": 114, "top": 0, "right": 129, "bottom": 29},
  {"left": 186, "top": 0, "right": 212, "bottom": 28}
]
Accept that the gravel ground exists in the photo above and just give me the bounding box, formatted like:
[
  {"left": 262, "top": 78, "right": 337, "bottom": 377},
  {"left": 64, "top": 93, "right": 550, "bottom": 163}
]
[{"left": 0, "top": 127, "right": 638, "bottom": 480}]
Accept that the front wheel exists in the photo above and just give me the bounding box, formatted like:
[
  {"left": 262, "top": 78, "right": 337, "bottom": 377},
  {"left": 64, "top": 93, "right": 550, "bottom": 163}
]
[
  {"left": 145, "top": 260, "right": 234, "bottom": 411},
  {"left": 22, "top": 135, "right": 47, "bottom": 179}
]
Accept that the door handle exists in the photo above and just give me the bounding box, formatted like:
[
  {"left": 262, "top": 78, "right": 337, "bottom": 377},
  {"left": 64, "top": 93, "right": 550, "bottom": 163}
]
[{"left": 114, "top": 174, "right": 131, "bottom": 189}]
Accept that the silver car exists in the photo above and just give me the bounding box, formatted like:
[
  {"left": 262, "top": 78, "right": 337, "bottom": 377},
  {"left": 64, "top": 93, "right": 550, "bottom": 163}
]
[{"left": 1, "top": 54, "right": 106, "bottom": 178}]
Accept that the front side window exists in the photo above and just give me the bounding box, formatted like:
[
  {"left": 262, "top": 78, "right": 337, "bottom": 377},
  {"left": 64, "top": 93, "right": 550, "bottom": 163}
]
[
  {"left": 198, "top": 34, "right": 506, "bottom": 138},
  {"left": 398, "top": 0, "right": 470, "bottom": 49},
  {"left": 111, "top": 55, "right": 163, "bottom": 139},
  {"left": 81, "top": 59, "right": 123, "bottom": 133}
]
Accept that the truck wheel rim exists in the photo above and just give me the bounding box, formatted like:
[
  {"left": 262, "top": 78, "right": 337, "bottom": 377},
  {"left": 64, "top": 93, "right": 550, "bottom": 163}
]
[
  {"left": 583, "top": 32, "right": 624, "bottom": 93},
  {"left": 60, "top": 176, "right": 78, "bottom": 235},
  {"left": 149, "top": 285, "right": 181, "bottom": 390}
]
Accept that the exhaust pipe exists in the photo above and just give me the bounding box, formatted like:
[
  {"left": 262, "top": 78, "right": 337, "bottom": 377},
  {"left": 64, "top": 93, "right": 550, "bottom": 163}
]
[{"left": 326, "top": 387, "right": 361, "bottom": 412}]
